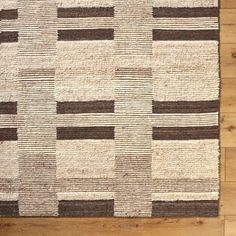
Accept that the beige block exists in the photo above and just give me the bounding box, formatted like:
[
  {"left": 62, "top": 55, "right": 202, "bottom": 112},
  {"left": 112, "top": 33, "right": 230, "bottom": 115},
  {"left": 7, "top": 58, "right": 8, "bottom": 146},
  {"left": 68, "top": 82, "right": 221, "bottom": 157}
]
[
  {"left": 152, "top": 140, "right": 219, "bottom": 179},
  {"left": 0, "top": 44, "right": 18, "bottom": 101},
  {"left": 153, "top": 41, "right": 219, "bottom": 101},
  {"left": 56, "top": 140, "right": 115, "bottom": 178},
  {"left": 1, "top": 0, "right": 18, "bottom": 9},
  {"left": 0, "top": 141, "right": 18, "bottom": 178},
  {"left": 153, "top": 0, "right": 218, "bottom": 7},
  {"left": 56, "top": 41, "right": 114, "bottom": 101}
]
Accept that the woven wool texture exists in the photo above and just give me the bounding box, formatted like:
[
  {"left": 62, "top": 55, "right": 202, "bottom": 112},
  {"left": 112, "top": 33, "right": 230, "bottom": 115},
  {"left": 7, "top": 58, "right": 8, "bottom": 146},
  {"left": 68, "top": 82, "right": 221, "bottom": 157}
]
[{"left": 0, "top": 0, "right": 220, "bottom": 217}]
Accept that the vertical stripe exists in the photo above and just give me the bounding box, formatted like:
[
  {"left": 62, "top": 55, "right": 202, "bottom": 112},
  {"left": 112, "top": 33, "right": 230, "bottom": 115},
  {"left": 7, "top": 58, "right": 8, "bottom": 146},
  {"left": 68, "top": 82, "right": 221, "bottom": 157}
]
[
  {"left": 17, "top": 0, "right": 58, "bottom": 216},
  {"left": 114, "top": 0, "right": 153, "bottom": 216}
]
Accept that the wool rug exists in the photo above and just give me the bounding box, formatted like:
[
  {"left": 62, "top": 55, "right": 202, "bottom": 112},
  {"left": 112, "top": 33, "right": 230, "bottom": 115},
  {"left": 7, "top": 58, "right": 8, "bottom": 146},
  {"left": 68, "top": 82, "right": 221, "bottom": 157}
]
[{"left": 0, "top": 0, "right": 220, "bottom": 217}]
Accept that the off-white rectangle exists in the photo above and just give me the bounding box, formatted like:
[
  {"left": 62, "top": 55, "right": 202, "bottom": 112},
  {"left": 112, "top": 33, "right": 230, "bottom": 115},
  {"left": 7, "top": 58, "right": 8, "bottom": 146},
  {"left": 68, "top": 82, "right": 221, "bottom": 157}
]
[
  {"left": 56, "top": 140, "right": 115, "bottom": 178},
  {"left": 57, "top": 192, "right": 114, "bottom": 200}
]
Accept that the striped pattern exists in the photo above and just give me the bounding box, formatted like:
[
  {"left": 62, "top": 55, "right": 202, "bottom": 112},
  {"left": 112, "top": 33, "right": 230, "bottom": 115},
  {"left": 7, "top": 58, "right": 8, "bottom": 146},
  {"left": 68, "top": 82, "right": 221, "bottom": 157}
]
[{"left": 0, "top": 1, "right": 220, "bottom": 217}]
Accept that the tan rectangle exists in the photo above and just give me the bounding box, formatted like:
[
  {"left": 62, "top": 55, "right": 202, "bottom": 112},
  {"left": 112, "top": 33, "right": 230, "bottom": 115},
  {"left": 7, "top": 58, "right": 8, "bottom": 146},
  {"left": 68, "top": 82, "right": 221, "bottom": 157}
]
[
  {"left": 0, "top": 193, "right": 18, "bottom": 201},
  {"left": 153, "top": 0, "right": 218, "bottom": 7},
  {"left": 153, "top": 41, "right": 219, "bottom": 101},
  {"left": 0, "top": 141, "right": 18, "bottom": 178},
  {"left": 56, "top": 140, "right": 115, "bottom": 178},
  {"left": 152, "top": 140, "right": 219, "bottom": 179}
]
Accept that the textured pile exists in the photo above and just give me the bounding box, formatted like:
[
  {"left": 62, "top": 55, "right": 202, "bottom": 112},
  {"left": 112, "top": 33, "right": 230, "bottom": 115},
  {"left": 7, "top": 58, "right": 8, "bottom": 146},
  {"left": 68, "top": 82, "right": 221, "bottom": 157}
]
[{"left": 0, "top": 0, "right": 220, "bottom": 217}]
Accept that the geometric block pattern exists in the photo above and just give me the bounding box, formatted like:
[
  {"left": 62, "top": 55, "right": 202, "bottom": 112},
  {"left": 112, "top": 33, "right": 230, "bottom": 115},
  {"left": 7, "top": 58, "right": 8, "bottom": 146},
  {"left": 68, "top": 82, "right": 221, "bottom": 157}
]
[{"left": 0, "top": 0, "right": 219, "bottom": 217}]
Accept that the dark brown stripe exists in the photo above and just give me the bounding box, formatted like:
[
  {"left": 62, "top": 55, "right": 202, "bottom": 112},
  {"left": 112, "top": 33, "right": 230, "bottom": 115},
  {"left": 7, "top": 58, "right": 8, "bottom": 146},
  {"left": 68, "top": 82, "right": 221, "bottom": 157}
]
[
  {"left": 57, "top": 127, "right": 114, "bottom": 140},
  {"left": 152, "top": 126, "right": 219, "bottom": 140},
  {"left": 1, "top": 9, "right": 18, "bottom": 20},
  {"left": 0, "top": 102, "right": 17, "bottom": 114},
  {"left": 152, "top": 29, "right": 219, "bottom": 41},
  {"left": 57, "top": 7, "right": 114, "bottom": 18},
  {"left": 1, "top": 31, "right": 18, "bottom": 43},
  {"left": 59, "top": 200, "right": 114, "bottom": 216},
  {"left": 153, "top": 7, "right": 219, "bottom": 18},
  {"left": 57, "top": 101, "right": 114, "bottom": 114},
  {"left": 58, "top": 29, "right": 114, "bottom": 41},
  {"left": 0, "top": 128, "right": 17, "bottom": 141},
  {"left": 152, "top": 200, "right": 218, "bottom": 217},
  {"left": 152, "top": 100, "right": 219, "bottom": 114},
  {"left": 0, "top": 201, "right": 19, "bottom": 216}
]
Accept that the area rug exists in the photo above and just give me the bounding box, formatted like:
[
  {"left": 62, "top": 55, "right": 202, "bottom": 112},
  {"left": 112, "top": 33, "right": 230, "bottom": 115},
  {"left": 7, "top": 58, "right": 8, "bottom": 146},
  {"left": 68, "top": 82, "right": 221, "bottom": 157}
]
[{"left": 0, "top": 0, "right": 220, "bottom": 217}]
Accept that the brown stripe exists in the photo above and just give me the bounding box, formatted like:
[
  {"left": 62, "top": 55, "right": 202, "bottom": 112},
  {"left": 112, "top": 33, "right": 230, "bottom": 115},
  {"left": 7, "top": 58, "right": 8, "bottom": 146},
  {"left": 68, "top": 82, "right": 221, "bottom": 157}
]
[
  {"left": 58, "top": 29, "right": 114, "bottom": 41},
  {"left": 0, "top": 102, "right": 17, "bottom": 114},
  {"left": 152, "top": 29, "right": 219, "bottom": 41},
  {"left": 57, "top": 7, "right": 114, "bottom": 18},
  {"left": 57, "top": 101, "right": 114, "bottom": 114},
  {"left": 58, "top": 200, "right": 114, "bottom": 216},
  {"left": 0, "top": 128, "right": 17, "bottom": 141},
  {"left": 152, "top": 100, "right": 219, "bottom": 114},
  {"left": 152, "top": 126, "right": 219, "bottom": 140},
  {"left": 1, "top": 9, "right": 18, "bottom": 20},
  {"left": 0, "top": 201, "right": 19, "bottom": 216},
  {"left": 57, "top": 127, "right": 114, "bottom": 140},
  {"left": 1, "top": 31, "right": 18, "bottom": 43},
  {"left": 152, "top": 200, "right": 218, "bottom": 217},
  {"left": 153, "top": 7, "right": 219, "bottom": 18}
]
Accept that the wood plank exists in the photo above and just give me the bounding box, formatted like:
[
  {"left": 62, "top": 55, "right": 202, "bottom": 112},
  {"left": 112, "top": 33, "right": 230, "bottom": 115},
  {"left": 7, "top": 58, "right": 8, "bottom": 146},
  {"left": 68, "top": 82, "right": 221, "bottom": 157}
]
[
  {"left": 221, "top": 0, "right": 236, "bottom": 9},
  {"left": 220, "top": 181, "right": 236, "bottom": 215},
  {"left": 221, "top": 113, "right": 236, "bottom": 148},
  {"left": 220, "top": 44, "right": 236, "bottom": 78},
  {"left": 0, "top": 217, "right": 224, "bottom": 236},
  {"left": 221, "top": 147, "right": 226, "bottom": 181},
  {"left": 221, "top": 79, "right": 236, "bottom": 112},
  {"left": 225, "top": 216, "right": 236, "bottom": 236},
  {"left": 226, "top": 148, "right": 236, "bottom": 181},
  {"left": 220, "top": 10, "right": 236, "bottom": 44}
]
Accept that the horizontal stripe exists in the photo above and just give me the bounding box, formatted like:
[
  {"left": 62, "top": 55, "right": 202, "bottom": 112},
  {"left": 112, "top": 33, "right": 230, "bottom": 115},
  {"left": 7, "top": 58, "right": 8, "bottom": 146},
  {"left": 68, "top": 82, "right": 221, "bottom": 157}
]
[
  {"left": 57, "top": 101, "right": 114, "bottom": 114},
  {"left": 153, "top": 29, "right": 219, "bottom": 40},
  {"left": 1, "top": 9, "right": 18, "bottom": 20},
  {"left": 153, "top": 0, "right": 218, "bottom": 8},
  {"left": 56, "top": 178, "right": 115, "bottom": 192},
  {"left": 152, "top": 17, "right": 218, "bottom": 31},
  {"left": 0, "top": 128, "right": 17, "bottom": 141},
  {"left": 152, "top": 100, "right": 219, "bottom": 113},
  {"left": 153, "top": 7, "right": 219, "bottom": 18},
  {"left": 152, "top": 126, "right": 219, "bottom": 140},
  {"left": 56, "top": 0, "right": 114, "bottom": 8},
  {"left": 57, "top": 127, "right": 114, "bottom": 139},
  {"left": 57, "top": 7, "right": 114, "bottom": 18},
  {"left": 152, "top": 200, "right": 218, "bottom": 217},
  {"left": 1, "top": 31, "right": 18, "bottom": 43},
  {"left": 0, "top": 201, "right": 19, "bottom": 216},
  {"left": 57, "top": 192, "right": 114, "bottom": 200},
  {"left": 0, "top": 102, "right": 17, "bottom": 114},
  {"left": 0, "top": 193, "right": 18, "bottom": 201},
  {"left": 58, "top": 200, "right": 114, "bottom": 216},
  {"left": 152, "top": 192, "right": 218, "bottom": 201},
  {"left": 58, "top": 29, "right": 114, "bottom": 41}
]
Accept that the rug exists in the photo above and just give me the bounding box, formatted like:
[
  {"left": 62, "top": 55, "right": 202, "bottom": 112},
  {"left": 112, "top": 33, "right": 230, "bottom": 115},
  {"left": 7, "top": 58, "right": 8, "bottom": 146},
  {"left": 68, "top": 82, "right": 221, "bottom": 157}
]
[{"left": 0, "top": 0, "right": 220, "bottom": 217}]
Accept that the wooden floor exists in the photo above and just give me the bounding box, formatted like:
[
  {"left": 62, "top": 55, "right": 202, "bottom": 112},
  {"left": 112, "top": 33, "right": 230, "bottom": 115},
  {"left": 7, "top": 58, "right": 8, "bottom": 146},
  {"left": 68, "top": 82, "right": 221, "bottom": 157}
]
[{"left": 0, "top": 1, "right": 236, "bottom": 235}]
